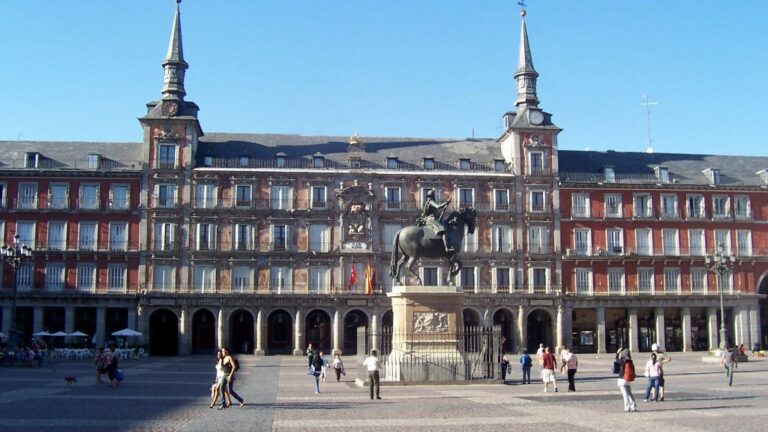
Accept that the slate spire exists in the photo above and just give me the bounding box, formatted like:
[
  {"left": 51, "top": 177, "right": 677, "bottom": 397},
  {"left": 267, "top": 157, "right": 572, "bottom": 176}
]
[
  {"left": 514, "top": 9, "right": 539, "bottom": 109},
  {"left": 161, "top": 0, "right": 188, "bottom": 101}
]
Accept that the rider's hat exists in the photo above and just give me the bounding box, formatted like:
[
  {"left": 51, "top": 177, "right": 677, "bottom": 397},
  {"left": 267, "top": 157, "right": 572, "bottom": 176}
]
[{"left": 426, "top": 189, "right": 436, "bottom": 198}]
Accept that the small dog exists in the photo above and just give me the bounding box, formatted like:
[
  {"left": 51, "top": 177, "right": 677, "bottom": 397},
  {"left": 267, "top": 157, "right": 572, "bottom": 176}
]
[{"left": 64, "top": 376, "right": 78, "bottom": 385}]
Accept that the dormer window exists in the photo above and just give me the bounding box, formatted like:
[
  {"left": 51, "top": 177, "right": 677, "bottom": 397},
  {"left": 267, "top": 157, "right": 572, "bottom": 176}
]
[
  {"left": 275, "top": 153, "right": 287, "bottom": 168},
  {"left": 203, "top": 156, "right": 213, "bottom": 167},
  {"left": 25, "top": 152, "right": 39, "bottom": 169},
  {"left": 423, "top": 158, "right": 434, "bottom": 170},
  {"left": 494, "top": 159, "right": 505, "bottom": 173},
  {"left": 758, "top": 169, "right": 768, "bottom": 185},
  {"left": 459, "top": 159, "right": 471, "bottom": 170},
  {"left": 239, "top": 156, "right": 250, "bottom": 167},
  {"left": 655, "top": 166, "right": 670, "bottom": 184},
  {"left": 87, "top": 153, "right": 100, "bottom": 170},
  {"left": 603, "top": 166, "right": 615, "bottom": 183},
  {"left": 386, "top": 157, "right": 398, "bottom": 169},
  {"left": 349, "top": 158, "right": 361, "bottom": 169},
  {"left": 313, "top": 154, "right": 325, "bottom": 168},
  {"left": 703, "top": 168, "right": 720, "bottom": 185}
]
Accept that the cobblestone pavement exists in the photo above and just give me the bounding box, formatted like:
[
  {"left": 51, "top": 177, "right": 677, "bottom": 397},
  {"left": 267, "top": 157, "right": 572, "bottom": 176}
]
[{"left": 0, "top": 351, "right": 766, "bottom": 431}]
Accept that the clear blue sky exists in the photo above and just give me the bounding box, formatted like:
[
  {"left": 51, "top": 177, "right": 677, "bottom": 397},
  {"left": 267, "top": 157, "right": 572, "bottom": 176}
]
[{"left": 1, "top": 1, "right": 766, "bottom": 156}]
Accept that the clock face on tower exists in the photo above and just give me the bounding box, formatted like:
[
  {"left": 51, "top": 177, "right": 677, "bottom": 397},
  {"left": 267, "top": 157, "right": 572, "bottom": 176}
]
[
  {"left": 162, "top": 100, "right": 179, "bottom": 117},
  {"left": 528, "top": 110, "right": 544, "bottom": 126}
]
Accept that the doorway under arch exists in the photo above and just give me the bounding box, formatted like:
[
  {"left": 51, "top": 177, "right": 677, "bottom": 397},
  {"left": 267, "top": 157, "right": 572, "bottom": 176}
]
[
  {"left": 305, "top": 310, "right": 332, "bottom": 353},
  {"left": 192, "top": 309, "right": 216, "bottom": 354},
  {"left": 463, "top": 308, "right": 481, "bottom": 328},
  {"left": 343, "top": 310, "right": 369, "bottom": 355},
  {"left": 267, "top": 309, "right": 293, "bottom": 354},
  {"left": 759, "top": 275, "right": 768, "bottom": 349},
  {"left": 229, "top": 309, "right": 254, "bottom": 355},
  {"left": 149, "top": 308, "right": 179, "bottom": 356},
  {"left": 381, "top": 310, "right": 393, "bottom": 331},
  {"left": 526, "top": 309, "right": 553, "bottom": 353},
  {"left": 493, "top": 308, "right": 515, "bottom": 354}
]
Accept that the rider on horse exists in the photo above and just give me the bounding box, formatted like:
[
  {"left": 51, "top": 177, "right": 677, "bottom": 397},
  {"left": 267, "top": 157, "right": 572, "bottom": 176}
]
[{"left": 419, "top": 189, "right": 454, "bottom": 253}]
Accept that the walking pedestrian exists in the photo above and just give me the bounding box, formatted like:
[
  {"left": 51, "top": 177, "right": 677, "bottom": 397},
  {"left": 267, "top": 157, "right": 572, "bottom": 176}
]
[
  {"left": 363, "top": 349, "right": 381, "bottom": 400},
  {"left": 320, "top": 351, "right": 328, "bottom": 382},
  {"left": 561, "top": 347, "right": 578, "bottom": 391},
  {"left": 721, "top": 346, "right": 738, "bottom": 386},
  {"left": 500, "top": 354, "right": 510, "bottom": 383},
  {"left": 209, "top": 351, "right": 232, "bottom": 409},
  {"left": 311, "top": 351, "right": 323, "bottom": 394},
  {"left": 541, "top": 346, "right": 558, "bottom": 393},
  {"left": 105, "top": 348, "right": 120, "bottom": 388},
  {"left": 306, "top": 343, "right": 315, "bottom": 368},
  {"left": 519, "top": 350, "right": 532, "bottom": 384},
  {"left": 643, "top": 352, "right": 662, "bottom": 402},
  {"left": 616, "top": 349, "right": 637, "bottom": 412},
  {"left": 535, "top": 343, "right": 545, "bottom": 368},
  {"left": 221, "top": 347, "right": 245, "bottom": 407},
  {"left": 94, "top": 349, "right": 106, "bottom": 384},
  {"left": 331, "top": 354, "right": 345, "bottom": 382},
  {"left": 651, "top": 343, "right": 671, "bottom": 401}
]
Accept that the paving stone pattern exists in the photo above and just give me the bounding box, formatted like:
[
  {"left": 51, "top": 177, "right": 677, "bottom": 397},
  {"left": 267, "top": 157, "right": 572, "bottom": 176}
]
[{"left": 0, "top": 352, "right": 766, "bottom": 431}]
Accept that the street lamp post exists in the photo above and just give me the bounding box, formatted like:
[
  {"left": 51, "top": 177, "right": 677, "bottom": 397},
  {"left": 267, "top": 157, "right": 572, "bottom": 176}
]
[
  {"left": 1, "top": 234, "right": 34, "bottom": 350},
  {"left": 705, "top": 244, "right": 735, "bottom": 352}
]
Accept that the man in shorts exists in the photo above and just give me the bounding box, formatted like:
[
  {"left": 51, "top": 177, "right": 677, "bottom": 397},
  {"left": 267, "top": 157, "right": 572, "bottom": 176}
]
[{"left": 541, "top": 346, "right": 558, "bottom": 393}]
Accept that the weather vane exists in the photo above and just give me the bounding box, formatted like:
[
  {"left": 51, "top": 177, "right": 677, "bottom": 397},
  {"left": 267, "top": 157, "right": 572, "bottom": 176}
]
[
  {"left": 641, "top": 93, "right": 659, "bottom": 153},
  {"left": 518, "top": 0, "right": 527, "bottom": 15}
]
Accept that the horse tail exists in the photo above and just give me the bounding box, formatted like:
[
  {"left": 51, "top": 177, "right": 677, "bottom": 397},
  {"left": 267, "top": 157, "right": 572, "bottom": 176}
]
[{"left": 389, "top": 230, "right": 400, "bottom": 278}]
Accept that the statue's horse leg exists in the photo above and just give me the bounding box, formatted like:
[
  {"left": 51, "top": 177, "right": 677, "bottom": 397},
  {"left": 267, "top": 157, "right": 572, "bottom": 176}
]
[
  {"left": 394, "top": 252, "right": 408, "bottom": 285},
  {"left": 405, "top": 256, "right": 422, "bottom": 286},
  {"left": 449, "top": 255, "right": 462, "bottom": 280}
]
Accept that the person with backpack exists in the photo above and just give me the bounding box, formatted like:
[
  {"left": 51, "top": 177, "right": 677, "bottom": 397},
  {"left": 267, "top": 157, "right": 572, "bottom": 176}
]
[
  {"left": 221, "top": 347, "right": 245, "bottom": 408},
  {"left": 616, "top": 348, "right": 637, "bottom": 412},
  {"left": 519, "top": 350, "right": 533, "bottom": 384}
]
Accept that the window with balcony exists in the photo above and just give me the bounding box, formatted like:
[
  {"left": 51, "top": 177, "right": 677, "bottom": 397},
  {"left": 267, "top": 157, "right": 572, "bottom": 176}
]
[
  {"left": 603, "top": 166, "right": 616, "bottom": 183},
  {"left": 422, "top": 267, "right": 439, "bottom": 286},
  {"left": 235, "top": 185, "right": 252, "bottom": 208},
  {"left": 460, "top": 267, "right": 476, "bottom": 292},
  {"left": 494, "top": 159, "right": 506, "bottom": 173},
  {"left": 18, "top": 183, "right": 38, "bottom": 209},
  {"left": 492, "top": 226, "right": 513, "bottom": 253},
  {"left": 637, "top": 268, "right": 654, "bottom": 294},
  {"left": 459, "top": 159, "right": 471, "bottom": 171},
  {"left": 604, "top": 194, "right": 622, "bottom": 217},
  {"left": 528, "top": 152, "right": 545, "bottom": 175},
  {"left": 530, "top": 268, "right": 548, "bottom": 292},
  {"left": 231, "top": 266, "right": 252, "bottom": 293},
  {"left": 607, "top": 268, "right": 624, "bottom": 294},
  {"left": 662, "top": 228, "right": 679, "bottom": 256},
  {"left": 688, "top": 229, "right": 705, "bottom": 256},
  {"left": 383, "top": 224, "right": 402, "bottom": 252},
  {"left": 79, "top": 184, "right": 100, "bottom": 209},
  {"left": 734, "top": 196, "right": 750, "bottom": 219},
  {"left": 195, "top": 184, "right": 217, "bottom": 209},
  {"left": 736, "top": 230, "right": 752, "bottom": 257},
  {"left": 77, "top": 264, "right": 96, "bottom": 292},
  {"left": 660, "top": 194, "right": 678, "bottom": 218},
  {"left": 154, "top": 222, "right": 176, "bottom": 251},
  {"left": 494, "top": 267, "right": 511, "bottom": 293},
  {"left": 717, "top": 271, "right": 732, "bottom": 294},
  {"left": 384, "top": 187, "right": 401, "bottom": 210},
  {"left": 529, "top": 190, "right": 545, "bottom": 212},
  {"left": 270, "top": 266, "right": 291, "bottom": 293},
  {"left": 0, "top": 221, "right": 5, "bottom": 244},
  {"left": 109, "top": 222, "right": 128, "bottom": 251},
  {"left": 715, "top": 230, "right": 731, "bottom": 254},
  {"left": 309, "top": 266, "right": 330, "bottom": 294},
  {"left": 276, "top": 154, "right": 286, "bottom": 168},
  {"left": 606, "top": 228, "right": 623, "bottom": 255},
  {"left": 458, "top": 188, "right": 474, "bottom": 208},
  {"left": 309, "top": 224, "right": 329, "bottom": 252},
  {"left": 386, "top": 157, "right": 398, "bottom": 169},
  {"left": 16, "top": 264, "right": 33, "bottom": 291},
  {"left": 272, "top": 224, "right": 288, "bottom": 251},
  {"left": 45, "top": 263, "right": 65, "bottom": 292},
  {"left": 494, "top": 189, "right": 510, "bottom": 211},
  {"left": 108, "top": 264, "right": 127, "bottom": 291},
  {"left": 86, "top": 153, "right": 100, "bottom": 170},
  {"left": 635, "top": 228, "right": 652, "bottom": 256},
  {"left": 195, "top": 223, "right": 216, "bottom": 250},
  {"left": 25, "top": 152, "right": 39, "bottom": 168},
  {"left": 312, "top": 154, "right": 325, "bottom": 168},
  {"left": 270, "top": 185, "right": 292, "bottom": 210},
  {"left": 633, "top": 193, "right": 652, "bottom": 218},
  {"left": 109, "top": 185, "right": 129, "bottom": 210},
  {"left": 423, "top": 158, "right": 434, "bottom": 170},
  {"left": 712, "top": 195, "right": 730, "bottom": 219},
  {"left": 47, "top": 221, "right": 66, "bottom": 251},
  {"left": 463, "top": 225, "right": 478, "bottom": 253},
  {"left": 311, "top": 186, "right": 327, "bottom": 209},
  {"left": 655, "top": 166, "right": 670, "bottom": 184},
  {"left": 572, "top": 193, "right": 590, "bottom": 218},
  {"left": 663, "top": 268, "right": 681, "bottom": 293},
  {"left": 155, "top": 184, "right": 177, "bottom": 208},
  {"left": 158, "top": 143, "right": 177, "bottom": 169},
  {"left": 690, "top": 268, "right": 707, "bottom": 294},
  {"left": 78, "top": 222, "right": 97, "bottom": 251},
  {"left": 49, "top": 184, "right": 69, "bottom": 209},
  {"left": 16, "top": 221, "right": 35, "bottom": 247},
  {"left": 234, "top": 223, "right": 253, "bottom": 251},
  {"left": 528, "top": 226, "right": 549, "bottom": 254},
  {"left": 153, "top": 265, "right": 175, "bottom": 292},
  {"left": 193, "top": 266, "right": 216, "bottom": 293},
  {"left": 686, "top": 195, "right": 705, "bottom": 219},
  {"left": 0, "top": 183, "right": 6, "bottom": 208},
  {"left": 575, "top": 268, "right": 592, "bottom": 294},
  {"left": 573, "top": 228, "right": 591, "bottom": 255}
]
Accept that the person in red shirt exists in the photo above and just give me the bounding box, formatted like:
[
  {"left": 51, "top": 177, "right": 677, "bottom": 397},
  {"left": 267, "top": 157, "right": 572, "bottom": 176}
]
[{"left": 541, "top": 346, "right": 558, "bottom": 393}]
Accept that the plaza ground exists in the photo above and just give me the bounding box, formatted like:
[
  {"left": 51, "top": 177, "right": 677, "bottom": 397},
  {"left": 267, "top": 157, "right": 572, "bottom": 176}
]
[{"left": 0, "top": 351, "right": 766, "bottom": 431}]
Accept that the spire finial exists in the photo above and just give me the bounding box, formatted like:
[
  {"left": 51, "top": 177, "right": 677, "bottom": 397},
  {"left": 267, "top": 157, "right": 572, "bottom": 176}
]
[
  {"left": 514, "top": 0, "right": 539, "bottom": 108},
  {"left": 518, "top": 0, "right": 527, "bottom": 17},
  {"left": 161, "top": 0, "right": 188, "bottom": 101}
]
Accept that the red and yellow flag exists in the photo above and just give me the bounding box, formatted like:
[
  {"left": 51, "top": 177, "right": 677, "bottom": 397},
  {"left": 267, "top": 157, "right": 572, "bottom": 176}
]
[{"left": 364, "top": 262, "right": 372, "bottom": 295}]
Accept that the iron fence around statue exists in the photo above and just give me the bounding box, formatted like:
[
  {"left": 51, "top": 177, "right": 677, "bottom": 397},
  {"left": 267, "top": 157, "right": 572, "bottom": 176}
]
[{"left": 357, "top": 325, "right": 503, "bottom": 383}]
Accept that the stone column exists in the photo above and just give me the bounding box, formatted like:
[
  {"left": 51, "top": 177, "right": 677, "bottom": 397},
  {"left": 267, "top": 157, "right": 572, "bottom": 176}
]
[
  {"left": 33, "top": 306, "right": 43, "bottom": 333},
  {"left": 179, "top": 307, "right": 190, "bottom": 356},
  {"left": 682, "top": 307, "right": 692, "bottom": 352},
  {"left": 655, "top": 307, "right": 666, "bottom": 351},
  {"left": 707, "top": 307, "right": 718, "bottom": 351},
  {"left": 136, "top": 305, "right": 148, "bottom": 341},
  {"left": 217, "top": 308, "right": 225, "bottom": 349},
  {"left": 750, "top": 307, "right": 761, "bottom": 350},
  {"left": 293, "top": 309, "right": 303, "bottom": 356},
  {"left": 556, "top": 305, "right": 564, "bottom": 352},
  {"left": 628, "top": 308, "right": 639, "bottom": 353},
  {"left": 95, "top": 307, "right": 106, "bottom": 348},
  {"left": 127, "top": 307, "right": 137, "bottom": 332},
  {"left": 1, "top": 305, "right": 10, "bottom": 335},
  {"left": 332, "top": 308, "right": 342, "bottom": 355},
  {"left": 517, "top": 305, "right": 526, "bottom": 354},
  {"left": 596, "top": 306, "right": 606, "bottom": 354},
  {"left": 735, "top": 306, "right": 750, "bottom": 348},
  {"left": 370, "top": 313, "right": 379, "bottom": 353},
  {"left": 64, "top": 306, "right": 75, "bottom": 345},
  {"left": 562, "top": 306, "right": 573, "bottom": 351},
  {"left": 254, "top": 309, "right": 265, "bottom": 356}
]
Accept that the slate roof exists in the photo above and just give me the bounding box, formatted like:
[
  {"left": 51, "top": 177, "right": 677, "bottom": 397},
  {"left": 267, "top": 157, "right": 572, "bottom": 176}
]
[{"left": 0, "top": 141, "right": 143, "bottom": 171}]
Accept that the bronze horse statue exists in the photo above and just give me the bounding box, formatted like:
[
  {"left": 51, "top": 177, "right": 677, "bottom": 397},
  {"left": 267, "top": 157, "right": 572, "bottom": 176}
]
[{"left": 389, "top": 207, "right": 477, "bottom": 286}]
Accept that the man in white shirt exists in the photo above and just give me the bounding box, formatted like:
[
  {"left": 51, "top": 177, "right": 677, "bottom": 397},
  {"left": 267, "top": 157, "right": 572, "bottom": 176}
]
[{"left": 362, "top": 349, "right": 381, "bottom": 400}]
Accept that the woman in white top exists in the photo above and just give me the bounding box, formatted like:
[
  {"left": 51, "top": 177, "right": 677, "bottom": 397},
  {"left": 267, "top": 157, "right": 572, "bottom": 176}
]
[
  {"left": 331, "top": 354, "right": 345, "bottom": 382},
  {"left": 209, "top": 351, "right": 232, "bottom": 409},
  {"left": 643, "top": 353, "right": 662, "bottom": 402}
]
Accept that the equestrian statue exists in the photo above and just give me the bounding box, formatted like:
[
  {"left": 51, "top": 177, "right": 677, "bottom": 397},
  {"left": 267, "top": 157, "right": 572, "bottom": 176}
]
[{"left": 389, "top": 189, "right": 477, "bottom": 286}]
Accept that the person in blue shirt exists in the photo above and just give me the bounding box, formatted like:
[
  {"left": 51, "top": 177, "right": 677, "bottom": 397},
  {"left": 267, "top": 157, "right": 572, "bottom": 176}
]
[{"left": 519, "top": 350, "right": 533, "bottom": 384}]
